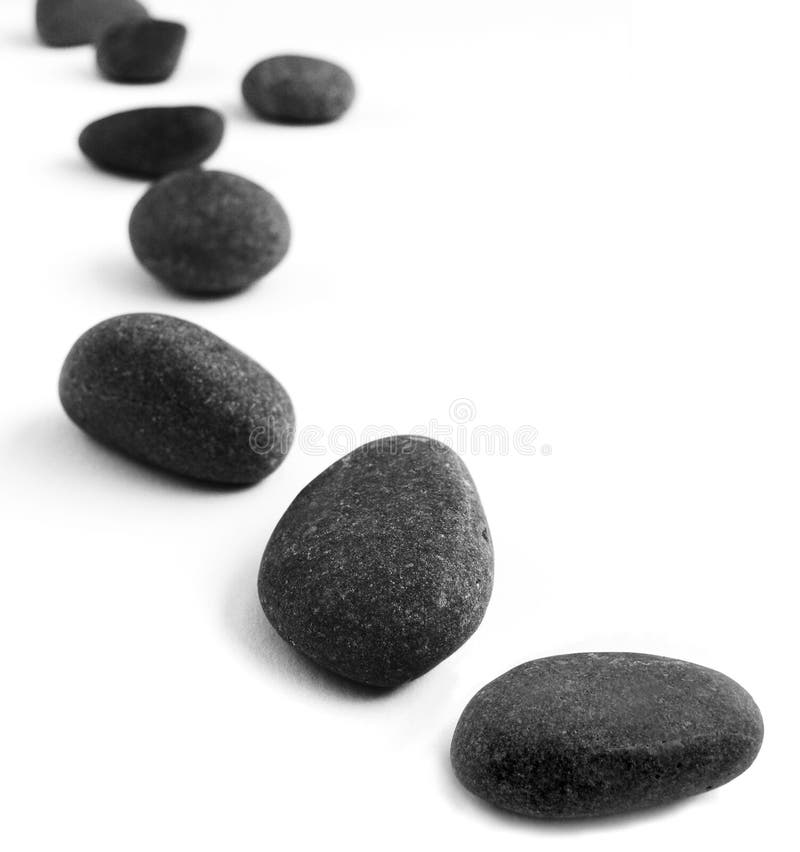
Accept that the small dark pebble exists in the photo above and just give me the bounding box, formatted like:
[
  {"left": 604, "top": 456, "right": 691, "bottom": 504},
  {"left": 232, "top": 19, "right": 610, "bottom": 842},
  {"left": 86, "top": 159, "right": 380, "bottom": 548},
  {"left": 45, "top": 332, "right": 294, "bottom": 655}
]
[
  {"left": 59, "top": 313, "right": 294, "bottom": 485},
  {"left": 129, "top": 169, "right": 291, "bottom": 295},
  {"left": 97, "top": 18, "right": 186, "bottom": 83},
  {"left": 258, "top": 436, "right": 494, "bottom": 687},
  {"left": 451, "top": 652, "right": 764, "bottom": 819},
  {"left": 79, "top": 106, "right": 224, "bottom": 179},
  {"left": 36, "top": 0, "right": 148, "bottom": 47},
  {"left": 242, "top": 55, "right": 355, "bottom": 124}
]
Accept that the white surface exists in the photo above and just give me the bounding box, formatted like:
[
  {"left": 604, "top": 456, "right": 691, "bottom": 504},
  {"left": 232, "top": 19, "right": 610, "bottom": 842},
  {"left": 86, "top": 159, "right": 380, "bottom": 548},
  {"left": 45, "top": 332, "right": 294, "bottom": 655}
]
[{"left": 0, "top": 1, "right": 795, "bottom": 848}]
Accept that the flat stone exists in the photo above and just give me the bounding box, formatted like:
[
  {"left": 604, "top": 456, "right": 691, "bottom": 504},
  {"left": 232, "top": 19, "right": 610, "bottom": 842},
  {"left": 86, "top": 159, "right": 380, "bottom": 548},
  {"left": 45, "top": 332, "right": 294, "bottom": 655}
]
[
  {"left": 129, "top": 169, "right": 290, "bottom": 295},
  {"left": 59, "top": 313, "right": 294, "bottom": 485},
  {"left": 258, "top": 436, "right": 494, "bottom": 687},
  {"left": 242, "top": 55, "right": 355, "bottom": 124},
  {"left": 79, "top": 107, "right": 224, "bottom": 179},
  {"left": 451, "top": 652, "right": 764, "bottom": 819},
  {"left": 36, "top": 0, "right": 148, "bottom": 47},
  {"left": 96, "top": 18, "right": 186, "bottom": 83}
]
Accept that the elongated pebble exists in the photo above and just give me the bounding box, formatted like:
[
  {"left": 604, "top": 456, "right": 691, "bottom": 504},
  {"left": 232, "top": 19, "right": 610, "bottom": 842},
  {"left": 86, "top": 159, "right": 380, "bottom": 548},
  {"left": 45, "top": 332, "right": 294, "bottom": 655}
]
[
  {"left": 97, "top": 18, "right": 186, "bottom": 83},
  {"left": 59, "top": 314, "right": 294, "bottom": 485},
  {"left": 36, "top": 0, "right": 148, "bottom": 47}
]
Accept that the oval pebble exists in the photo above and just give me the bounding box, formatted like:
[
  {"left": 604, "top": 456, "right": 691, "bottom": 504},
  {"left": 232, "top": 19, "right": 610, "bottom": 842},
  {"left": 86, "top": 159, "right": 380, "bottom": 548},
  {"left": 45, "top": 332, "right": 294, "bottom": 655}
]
[
  {"left": 96, "top": 18, "right": 186, "bottom": 83},
  {"left": 79, "top": 107, "right": 224, "bottom": 179},
  {"left": 258, "top": 436, "right": 493, "bottom": 687},
  {"left": 129, "top": 169, "right": 290, "bottom": 295},
  {"left": 451, "top": 652, "right": 764, "bottom": 819},
  {"left": 36, "top": 0, "right": 148, "bottom": 47},
  {"left": 242, "top": 55, "right": 355, "bottom": 124},
  {"left": 59, "top": 313, "right": 294, "bottom": 485}
]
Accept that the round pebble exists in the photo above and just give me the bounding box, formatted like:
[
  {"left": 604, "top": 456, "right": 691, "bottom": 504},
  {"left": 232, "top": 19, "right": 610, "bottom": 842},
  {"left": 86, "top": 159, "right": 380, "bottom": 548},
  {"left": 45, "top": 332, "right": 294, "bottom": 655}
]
[
  {"left": 79, "top": 106, "right": 224, "bottom": 179},
  {"left": 96, "top": 18, "right": 186, "bottom": 83},
  {"left": 129, "top": 169, "right": 291, "bottom": 295},
  {"left": 451, "top": 652, "right": 764, "bottom": 819},
  {"left": 242, "top": 55, "right": 355, "bottom": 124},
  {"left": 258, "top": 436, "right": 494, "bottom": 687},
  {"left": 36, "top": 0, "right": 148, "bottom": 47},
  {"left": 59, "top": 313, "right": 295, "bottom": 485}
]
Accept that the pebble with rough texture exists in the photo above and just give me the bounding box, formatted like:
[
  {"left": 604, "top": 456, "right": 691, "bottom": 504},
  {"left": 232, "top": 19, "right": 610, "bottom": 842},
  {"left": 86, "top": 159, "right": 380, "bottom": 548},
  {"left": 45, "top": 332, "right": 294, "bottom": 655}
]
[
  {"left": 258, "top": 436, "right": 494, "bottom": 687},
  {"left": 36, "top": 0, "right": 148, "bottom": 47},
  {"left": 129, "top": 169, "right": 290, "bottom": 295},
  {"left": 242, "top": 55, "right": 355, "bottom": 124},
  {"left": 79, "top": 107, "right": 224, "bottom": 179},
  {"left": 451, "top": 652, "right": 764, "bottom": 819},
  {"left": 96, "top": 18, "right": 186, "bottom": 83},
  {"left": 59, "top": 314, "right": 294, "bottom": 485}
]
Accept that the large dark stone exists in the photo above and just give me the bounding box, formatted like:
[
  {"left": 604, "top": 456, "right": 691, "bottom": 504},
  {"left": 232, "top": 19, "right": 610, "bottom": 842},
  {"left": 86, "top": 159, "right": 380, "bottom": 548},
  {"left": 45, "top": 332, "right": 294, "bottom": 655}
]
[
  {"left": 36, "top": 0, "right": 148, "bottom": 47},
  {"left": 59, "top": 314, "right": 294, "bottom": 485},
  {"left": 451, "top": 652, "right": 764, "bottom": 819},
  {"left": 242, "top": 55, "right": 355, "bottom": 124},
  {"left": 129, "top": 169, "right": 291, "bottom": 295},
  {"left": 79, "top": 107, "right": 224, "bottom": 179},
  {"left": 96, "top": 18, "right": 186, "bottom": 83},
  {"left": 258, "top": 436, "right": 494, "bottom": 687}
]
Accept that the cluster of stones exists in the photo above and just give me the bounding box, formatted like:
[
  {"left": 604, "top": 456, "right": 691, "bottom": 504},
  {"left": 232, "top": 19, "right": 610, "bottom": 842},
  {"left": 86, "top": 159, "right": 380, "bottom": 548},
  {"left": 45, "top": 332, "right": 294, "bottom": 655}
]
[{"left": 38, "top": 0, "right": 764, "bottom": 824}]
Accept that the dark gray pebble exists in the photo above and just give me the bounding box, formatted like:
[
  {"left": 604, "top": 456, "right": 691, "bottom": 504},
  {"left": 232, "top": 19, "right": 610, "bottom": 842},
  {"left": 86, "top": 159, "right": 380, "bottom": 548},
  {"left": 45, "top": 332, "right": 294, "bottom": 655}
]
[
  {"left": 129, "top": 169, "right": 290, "bottom": 295},
  {"left": 59, "top": 313, "right": 294, "bottom": 485},
  {"left": 451, "top": 652, "right": 764, "bottom": 819},
  {"left": 36, "top": 0, "right": 148, "bottom": 47},
  {"left": 242, "top": 55, "right": 355, "bottom": 124},
  {"left": 258, "top": 436, "right": 493, "bottom": 687},
  {"left": 96, "top": 18, "right": 186, "bottom": 83},
  {"left": 79, "top": 107, "right": 224, "bottom": 179}
]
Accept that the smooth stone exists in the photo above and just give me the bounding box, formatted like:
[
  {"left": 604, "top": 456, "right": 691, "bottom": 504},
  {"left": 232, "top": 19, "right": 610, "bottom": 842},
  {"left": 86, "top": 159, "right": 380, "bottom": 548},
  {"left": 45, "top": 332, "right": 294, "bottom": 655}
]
[
  {"left": 258, "top": 436, "right": 494, "bottom": 687},
  {"left": 96, "top": 18, "right": 186, "bottom": 83},
  {"left": 59, "top": 313, "right": 294, "bottom": 485},
  {"left": 36, "top": 0, "right": 148, "bottom": 47},
  {"left": 451, "top": 652, "right": 764, "bottom": 819},
  {"left": 242, "top": 55, "right": 355, "bottom": 124},
  {"left": 129, "top": 169, "right": 290, "bottom": 295},
  {"left": 79, "top": 107, "right": 224, "bottom": 179}
]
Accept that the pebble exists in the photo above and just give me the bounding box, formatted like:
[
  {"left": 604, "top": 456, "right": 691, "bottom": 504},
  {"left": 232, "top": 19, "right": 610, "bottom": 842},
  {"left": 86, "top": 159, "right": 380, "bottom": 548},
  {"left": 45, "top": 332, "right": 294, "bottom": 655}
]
[
  {"left": 79, "top": 106, "right": 224, "bottom": 179},
  {"left": 59, "top": 313, "right": 295, "bottom": 485},
  {"left": 258, "top": 436, "right": 494, "bottom": 687},
  {"left": 96, "top": 18, "right": 186, "bottom": 83},
  {"left": 242, "top": 55, "right": 355, "bottom": 124},
  {"left": 36, "top": 0, "right": 148, "bottom": 47},
  {"left": 450, "top": 652, "right": 764, "bottom": 819},
  {"left": 129, "top": 169, "right": 290, "bottom": 295}
]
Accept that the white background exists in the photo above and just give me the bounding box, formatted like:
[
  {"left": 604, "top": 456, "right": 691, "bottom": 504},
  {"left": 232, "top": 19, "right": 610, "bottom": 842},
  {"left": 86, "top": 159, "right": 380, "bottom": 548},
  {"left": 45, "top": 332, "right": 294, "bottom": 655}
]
[{"left": 0, "top": 1, "right": 795, "bottom": 848}]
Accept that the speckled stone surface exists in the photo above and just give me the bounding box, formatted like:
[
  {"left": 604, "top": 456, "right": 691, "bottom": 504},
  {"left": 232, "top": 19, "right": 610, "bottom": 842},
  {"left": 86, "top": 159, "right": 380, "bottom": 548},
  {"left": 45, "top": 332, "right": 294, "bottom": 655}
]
[
  {"left": 36, "top": 0, "right": 148, "bottom": 47},
  {"left": 129, "top": 169, "right": 290, "bottom": 295},
  {"left": 59, "top": 313, "right": 294, "bottom": 485},
  {"left": 451, "top": 652, "right": 764, "bottom": 819},
  {"left": 258, "top": 436, "right": 494, "bottom": 687},
  {"left": 242, "top": 55, "right": 355, "bottom": 124},
  {"left": 79, "top": 107, "right": 224, "bottom": 178},
  {"left": 96, "top": 18, "right": 186, "bottom": 83}
]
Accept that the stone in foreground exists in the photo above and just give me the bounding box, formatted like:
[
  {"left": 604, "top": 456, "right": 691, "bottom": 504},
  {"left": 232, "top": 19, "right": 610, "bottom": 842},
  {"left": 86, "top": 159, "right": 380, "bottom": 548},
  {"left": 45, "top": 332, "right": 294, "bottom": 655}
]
[
  {"left": 129, "top": 169, "right": 290, "bottom": 295},
  {"left": 59, "top": 314, "right": 294, "bottom": 485},
  {"left": 36, "top": 0, "right": 148, "bottom": 47},
  {"left": 259, "top": 436, "right": 494, "bottom": 687},
  {"left": 79, "top": 107, "right": 224, "bottom": 178},
  {"left": 242, "top": 55, "right": 355, "bottom": 124},
  {"left": 96, "top": 18, "right": 186, "bottom": 83},
  {"left": 451, "top": 652, "right": 763, "bottom": 819}
]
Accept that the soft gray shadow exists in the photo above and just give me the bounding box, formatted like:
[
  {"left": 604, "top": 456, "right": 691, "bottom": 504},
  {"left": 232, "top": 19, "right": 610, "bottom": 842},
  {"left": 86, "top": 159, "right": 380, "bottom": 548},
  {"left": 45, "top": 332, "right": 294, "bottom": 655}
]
[
  {"left": 3, "top": 30, "right": 40, "bottom": 48},
  {"left": 51, "top": 156, "right": 151, "bottom": 184},
  {"left": 224, "top": 556, "right": 399, "bottom": 702}
]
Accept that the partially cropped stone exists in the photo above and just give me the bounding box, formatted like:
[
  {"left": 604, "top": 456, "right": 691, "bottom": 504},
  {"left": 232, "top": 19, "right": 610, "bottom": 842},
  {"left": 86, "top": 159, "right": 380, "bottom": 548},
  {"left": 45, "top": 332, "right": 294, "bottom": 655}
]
[
  {"left": 97, "top": 18, "right": 186, "bottom": 83},
  {"left": 451, "top": 652, "right": 764, "bottom": 819},
  {"left": 129, "top": 169, "right": 291, "bottom": 295},
  {"left": 36, "top": 0, "right": 148, "bottom": 47},
  {"left": 59, "top": 314, "right": 294, "bottom": 485},
  {"left": 242, "top": 55, "right": 355, "bottom": 124},
  {"left": 79, "top": 107, "right": 224, "bottom": 178},
  {"left": 258, "top": 436, "right": 494, "bottom": 687}
]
